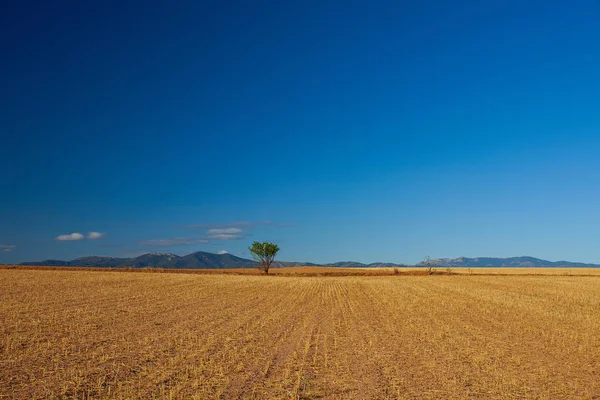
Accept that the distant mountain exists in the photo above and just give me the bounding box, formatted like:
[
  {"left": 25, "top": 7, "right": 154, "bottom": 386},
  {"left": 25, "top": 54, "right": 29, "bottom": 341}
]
[
  {"left": 366, "top": 262, "right": 409, "bottom": 268},
  {"left": 327, "top": 261, "right": 368, "bottom": 268},
  {"left": 122, "top": 253, "right": 181, "bottom": 268},
  {"left": 21, "top": 259, "right": 72, "bottom": 267},
  {"left": 70, "top": 256, "right": 129, "bottom": 267},
  {"left": 20, "top": 251, "right": 257, "bottom": 269},
  {"left": 177, "top": 252, "right": 255, "bottom": 269},
  {"left": 17, "top": 253, "right": 600, "bottom": 269},
  {"left": 322, "top": 261, "right": 408, "bottom": 268},
  {"left": 416, "top": 256, "right": 600, "bottom": 268}
]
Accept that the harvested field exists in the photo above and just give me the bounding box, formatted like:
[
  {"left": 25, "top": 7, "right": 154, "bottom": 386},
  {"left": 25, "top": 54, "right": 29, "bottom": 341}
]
[{"left": 1, "top": 270, "right": 600, "bottom": 399}]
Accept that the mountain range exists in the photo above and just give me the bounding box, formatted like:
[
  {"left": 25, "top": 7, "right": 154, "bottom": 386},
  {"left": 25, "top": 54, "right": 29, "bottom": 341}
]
[
  {"left": 415, "top": 256, "right": 600, "bottom": 268},
  {"left": 19, "top": 252, "right": 255, "bottom": 269},
  {"left": 15, "top": 253, "right": 600, "bottom": 269}
]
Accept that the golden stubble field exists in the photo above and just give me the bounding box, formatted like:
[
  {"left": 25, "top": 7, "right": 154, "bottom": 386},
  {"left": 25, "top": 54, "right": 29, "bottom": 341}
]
[{"left": 1, "top": 270, "right": 600, "bottom": 399}]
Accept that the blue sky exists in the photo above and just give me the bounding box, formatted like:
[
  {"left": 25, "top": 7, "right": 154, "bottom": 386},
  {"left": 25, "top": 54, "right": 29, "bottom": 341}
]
[{"left": 1, "top": 0, "right": 599, "bottom": 264}]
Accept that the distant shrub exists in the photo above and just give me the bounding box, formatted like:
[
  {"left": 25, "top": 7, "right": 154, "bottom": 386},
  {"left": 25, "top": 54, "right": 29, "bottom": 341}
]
[{"left": 423, "top": 256, "right": 436, "bottom": 275}]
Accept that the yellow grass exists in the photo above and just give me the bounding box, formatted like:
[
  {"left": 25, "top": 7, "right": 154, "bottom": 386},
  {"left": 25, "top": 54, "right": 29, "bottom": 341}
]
[{"left": 1, "top": 269, "right": 600, "bottom": 399}]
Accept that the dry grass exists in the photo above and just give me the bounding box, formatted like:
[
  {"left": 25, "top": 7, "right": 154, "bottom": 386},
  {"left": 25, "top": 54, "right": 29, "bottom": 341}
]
[{"left": 1, "top": 270, "right": 600, "bottom": 399}]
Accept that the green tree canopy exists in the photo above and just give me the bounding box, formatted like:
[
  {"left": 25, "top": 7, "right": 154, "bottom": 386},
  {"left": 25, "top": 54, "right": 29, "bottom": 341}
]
[{"left": 249, "top": 241, "right": 280, "bottom": 274}]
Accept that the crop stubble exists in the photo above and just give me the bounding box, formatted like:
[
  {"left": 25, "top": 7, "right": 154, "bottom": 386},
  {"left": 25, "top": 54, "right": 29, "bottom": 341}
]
[{"left": 1, "top": 270, "right": 599, "bottom": 399}]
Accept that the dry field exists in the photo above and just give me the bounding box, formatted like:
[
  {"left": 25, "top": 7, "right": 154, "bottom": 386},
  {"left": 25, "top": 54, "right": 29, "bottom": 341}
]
[{"left": 1, "top": 270, "right": 600, "bottom": 399}]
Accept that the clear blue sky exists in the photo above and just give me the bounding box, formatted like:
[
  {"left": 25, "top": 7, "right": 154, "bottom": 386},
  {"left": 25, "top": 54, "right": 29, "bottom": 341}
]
[{"left": 1, "top": 0, "right": 599, "bottom": 264}]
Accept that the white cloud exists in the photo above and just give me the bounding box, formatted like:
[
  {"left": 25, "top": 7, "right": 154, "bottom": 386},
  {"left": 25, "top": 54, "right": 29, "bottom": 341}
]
[
  {"left": 139, "top": 237, "right": 210, "bottom": 247},
  {"left": 206, "top": 228, "right": 243, "bottom": 235},
  {"left": 217, "top": 250, "right": 228, "bottom": 255},
  {"left": 87, "top": 232, "right": 105, "bottom": 240},
  {"left": 176, "top": 221, "right": 277, "bottom": 241},
  {"left": 182, "top": 221, "right": 272, "bottom": 229},
  {"left": 208, "top": 234, "right": 244, "bottom": 241},
  {"left": 56, "top": 233, "right": 85, "bottom": 241},
  {"left": 0, "top": 244, "right": 16, "bottom": 252}
]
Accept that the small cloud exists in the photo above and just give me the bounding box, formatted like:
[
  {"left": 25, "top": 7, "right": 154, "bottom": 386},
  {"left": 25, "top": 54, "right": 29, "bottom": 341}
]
[
  {"left": 206, "top": 228, "right": 243, "bottom": 235},
  {"left": 208, "top": 234, "right": 244, "bottom": 241},
  {"left": 138, "top": 237, "right": 209, "bottom": 247},
  {"left": 181, "top": 221, "right": 272, "bottom": 230},
  {"left": 176, "top": 221, "right": 273, "bottom": 242},
  {"left": 56, "top": 233, "right": 85, "bottom": 241},
  {"left": 87, "top": 232, "right": 105, "bottom": 240},
  {"left": 0, "top": 244, "right": 16, "bottom": 252},
  {"left": 217, "top": 250, "right": 228, "bottom": 255}
]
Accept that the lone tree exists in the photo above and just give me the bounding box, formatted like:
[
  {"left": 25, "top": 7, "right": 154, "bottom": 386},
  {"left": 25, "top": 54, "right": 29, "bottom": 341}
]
[{"left": 249, "top": 241, "right": 280, "bottom": 274}]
